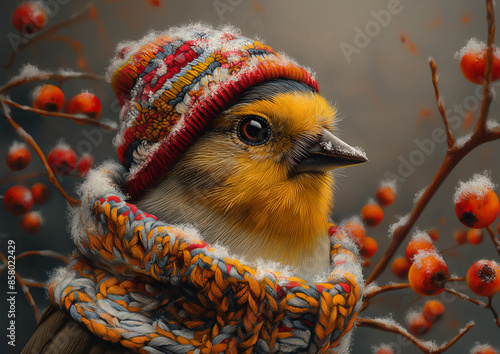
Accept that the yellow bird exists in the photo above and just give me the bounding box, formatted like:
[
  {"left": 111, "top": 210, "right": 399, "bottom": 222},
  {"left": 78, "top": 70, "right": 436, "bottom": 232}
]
[
  {"left": 23, "top": 25, "right": 367, "bottom": 353},
  {"left": 136, "top": 80, "right": 366, "bottom": 280}
]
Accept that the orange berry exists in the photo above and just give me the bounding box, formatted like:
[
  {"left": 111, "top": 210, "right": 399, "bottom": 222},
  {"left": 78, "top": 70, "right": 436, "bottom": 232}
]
[
  {"left": 3, "top": 185, "right": 33, "bottom": 215},
  {"left": 467, "top": 228, "right": 484, "bottom": 245},
  {"left": 405, "top": 234, "right": 435, "bottom": 263},
  {"left": 392, "top": 256, "right": 411, "bottom": 278},
  {"left": 12, "top": 2, "right": 47, "bottom": 35},
  {"left": 459, "top": 39, "right": 500, "bottom": 84},
  {"left": 343, "top": 219, "right": 366, "bottom": 248},
  {"left": 497, "top": 220, "right": 500, "bottom": 235},
  {"left": 422, "top": 300, "right": 444, "bottom": 322},
  {"left": 31, "top": 183, "right": 50, "bottom": 204},
  {"left": 374, "top": 344, "right": 394, "bottom": 354},
  {"left": 362, "top": 258, "right": 371, "bottom": 268},
  {"left": 407, "top": 312, "right": 432, "bottom": 335},
  {"left": 471, "top": 344, "right": 498, "bottom": 354},
  {"left": 376, "top": 185, "right": 396, "bottom": 207},
  {"left": 361, "top": 203, "right": 384, "bottom": 226},
  {"left": 466, "top": 260, "right": 500, "bottom": 297},
  {"left": 33, "top": 84, "right": 64, "bottom": 112},
  {"left": 360, "top": 236, "right": 378, "bottom": 258},
  {"left": 454, "top": 229, "right": 468, "bottom": 245},
  {"left": 455, "top": 185, "right": 499, "bottom": 229},
  {"left": 47, "top": 145, "right": 77, "bottom": 175},
  {"left": 21, "top": 211, "right": 42, "bottom": 233},
  {"left": 426, "top": 228, "right": 439, "bottom": 241},
  {"left": 6, "top": 142, "right": 31, "bottom": 171},
  {"left": 77, "top": 154, "right": 94, "bottom": 177},
  {"left": 64, "top": 92, "right": 102, "bottom": 122},
  {"left": 408, "top": 251, "right": 449, "bottom": 296}
]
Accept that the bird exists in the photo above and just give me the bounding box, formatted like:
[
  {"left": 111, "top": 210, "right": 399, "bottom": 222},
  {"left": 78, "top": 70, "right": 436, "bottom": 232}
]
[
  {"left": 23, "top": 25, "right": 366, "bottom": 353},
  {"left": 135, "top": 79, "right": 366, "bottom": 281}
]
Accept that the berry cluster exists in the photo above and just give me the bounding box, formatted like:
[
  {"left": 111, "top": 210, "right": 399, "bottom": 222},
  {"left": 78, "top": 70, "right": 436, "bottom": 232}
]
[{"left": 32, "top": 84, "right": 101, "bottom": 120}]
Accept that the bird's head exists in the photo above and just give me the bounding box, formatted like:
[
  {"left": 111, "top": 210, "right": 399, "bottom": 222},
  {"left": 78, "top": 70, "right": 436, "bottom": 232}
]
[
  {"left": 137, "top": 80, "right": 366, "bottom": 278},
  {"left": 109, "top": 25, "right": 367, "bottom": 279}
]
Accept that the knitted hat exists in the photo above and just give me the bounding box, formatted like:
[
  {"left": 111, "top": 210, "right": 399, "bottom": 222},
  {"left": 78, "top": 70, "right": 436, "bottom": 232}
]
[{"left": 108, "top": 24, "right": 319, "bottom": 200}]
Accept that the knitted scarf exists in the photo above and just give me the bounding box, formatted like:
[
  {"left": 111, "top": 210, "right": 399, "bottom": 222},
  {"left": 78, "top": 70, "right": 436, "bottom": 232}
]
[{"left": 48, "top": 163, "right": 364, "bottom": 353}]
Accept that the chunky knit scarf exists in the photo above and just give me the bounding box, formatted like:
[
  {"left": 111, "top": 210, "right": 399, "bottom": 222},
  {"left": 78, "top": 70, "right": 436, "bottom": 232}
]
[{"left": 49, "top": 163, "right": 364, "bottom": 353}]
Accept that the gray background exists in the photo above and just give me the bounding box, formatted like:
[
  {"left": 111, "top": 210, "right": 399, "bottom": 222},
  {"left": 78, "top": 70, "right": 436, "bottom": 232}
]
[{"left": 1, "top": 0, "right": 499, "bottom": 353}]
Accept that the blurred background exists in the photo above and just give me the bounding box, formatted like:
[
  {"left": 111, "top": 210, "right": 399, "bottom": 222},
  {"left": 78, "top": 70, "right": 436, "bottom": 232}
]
[{"left": 1, "top": 0, "right": 499, "bottom": 353}]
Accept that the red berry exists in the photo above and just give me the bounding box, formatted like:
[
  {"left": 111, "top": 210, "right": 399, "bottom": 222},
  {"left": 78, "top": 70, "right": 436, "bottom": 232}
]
[
  {"left": 392, "top": 256, "right": 411, "bottom": 278},
  {"left": 374, "top": 344, "right": 394, "bottom": 354},
  {"left": 422, "top": 300, "right": 444, "bottom": 322},
  {"left": 426, "top": 228, "right": 439, "bottom": 241},
  {"left": 361, "top": 203, "right": 384, "bottom": 226},
  {"left": 76, "top": 154, "right": 94, "bottom": 177},
  {"left": 12, "top": 2, "right": 47, "bottom": 35},
  {"left": 467, "top": 228, "right": 484, "bottom": 245},
  {"left": 33, "top": 84, "right": 65, "bottom": 112},
  {"left": 3, "top": 185, "right": 33, "bottom": 215},
  {"left": 31, "top": 183, "right": 50, "bottom": 204},
  {"left": 407, "top": 312, "right": 432, "bottom": 335},
  {"left": 497, "top": 220, "right": 500, "bottom": 236},
  {"left": 47, "top": 145, "right": 77, "bottom": 175},
  {"left": 459, "top": 39, "right": 500, "bottom": 84},
  {"left": 6, "top": 142, "right": 31, "bottom": 171},
  {"left": 360, "top": 236, "right": 378, "bottom": 258},
  {"left": 405, "top": 234, "right": 435, "bottom": 263},
  {"left": 376, "top": 185, "right": 396, "bottom": 207},
  {"left": 328, "top": 223, "right": 340, "bottom": 236},
  {"left": 455, "top": 174, "right": 499, "bottom": 228},
  {"left": 64, "top": 92, "right": 102, "bottom": 122},
  {"left": 21, "top": 211, "right": 42, "bottom": 233},
  {"left": 408, "top": 251, "right": 449, "bottom": 296},
  {"left": 466, "top": 260, "right": 500, "bottom": 297},
  {"left": 454, "top": 229, "right": 468, "bottom": 245}
]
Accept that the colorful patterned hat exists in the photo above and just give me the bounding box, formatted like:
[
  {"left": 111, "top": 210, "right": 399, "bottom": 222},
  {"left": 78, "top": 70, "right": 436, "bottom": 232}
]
[{"left": 108, "top": 24, "right": 319, "bottom": 200}]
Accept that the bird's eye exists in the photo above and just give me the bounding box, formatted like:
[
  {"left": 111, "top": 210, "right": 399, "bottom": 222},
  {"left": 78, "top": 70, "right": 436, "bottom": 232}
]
[{"left": 237, "top": 115, "right": 271, "bottom": 146}]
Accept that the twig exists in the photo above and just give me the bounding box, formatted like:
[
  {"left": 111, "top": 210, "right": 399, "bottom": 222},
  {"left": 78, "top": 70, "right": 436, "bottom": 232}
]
[
  {"left": 0, "top": 101, "right": 80, "bottom": 207},
  {"left": 48, "top": 34, "right": 90, "bottom": 71},
  {"left": 3, "top": 98, "right": 117, "bottom": 131},
  {"left": 0, "top": 71, "right": 102, "bottom": 95},
  {"left": 23, "top": 278, "right": 46, "bottom": 289},
  {"left": 487, "top": 296, "right": 500, "bottom": 327},
  {"left": 366, "top": 0, "right": 500, "bottom": 285},
  {"left": 448, "top": 276, "right": 466, "bottom": 282},
  {"left": 356, "top": 317, "right": 475, "bottom": 354},
  {"left": 363, "top": 282, "right": 411, "bottom": 300},
  {"left": 485, "top": 225, "right": 500, "bottom": 257},
  {"left": 15, "top": 273, "right": 40, "bottom": 321},
  {"left": 429, "top": 58, "right": 454, "bottom": 147},
  {"left": 0, "top": 170, "right": 49, "bottom": 185},
  {"left": 443, "top": 288, "right": 488, "bottom": 307},
  {"left": 16, "top": 250, "right": 68, "bottom": 264}
]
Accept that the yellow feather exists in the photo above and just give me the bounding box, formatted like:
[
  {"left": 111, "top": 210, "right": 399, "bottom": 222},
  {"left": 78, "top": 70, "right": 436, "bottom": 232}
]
[{"left": 138, "top": 91, "right": 338, "bottom": 279}]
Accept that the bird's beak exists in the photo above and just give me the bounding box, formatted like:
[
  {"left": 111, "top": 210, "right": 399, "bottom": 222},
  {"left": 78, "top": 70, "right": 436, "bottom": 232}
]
[{"left": 295, "top": 128, "right": 368, "bottom": 173}]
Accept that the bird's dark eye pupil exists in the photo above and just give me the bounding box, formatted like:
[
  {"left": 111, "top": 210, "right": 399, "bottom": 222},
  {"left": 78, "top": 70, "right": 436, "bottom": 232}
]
[{"left": 237, "top": 115, "right": 270, "bottom": 145}]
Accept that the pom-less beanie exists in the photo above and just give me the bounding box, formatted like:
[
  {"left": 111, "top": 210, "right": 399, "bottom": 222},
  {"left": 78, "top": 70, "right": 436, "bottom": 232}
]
[{"left": 108, "top": 24, "right": 319, "bottom": 200}]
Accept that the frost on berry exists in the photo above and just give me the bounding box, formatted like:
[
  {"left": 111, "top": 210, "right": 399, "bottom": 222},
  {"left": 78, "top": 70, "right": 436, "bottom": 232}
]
[
  {"left": 470, "top": 342, "right": 498, "bottom": 354},
  {"left": 454, "top": 171, "right": 499, "bottom": 228},
  {"left": 455, "top": 38, "right": 486, "bottom": 60},
  {"left": 454, "top": 171, "right": 496, "bottom": 204},
  {"left": 7, "top": 141, "right": 31, "bottom": 171}
]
